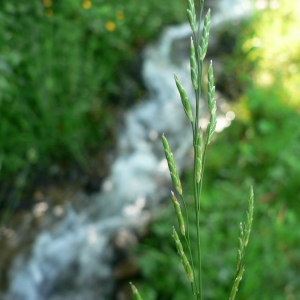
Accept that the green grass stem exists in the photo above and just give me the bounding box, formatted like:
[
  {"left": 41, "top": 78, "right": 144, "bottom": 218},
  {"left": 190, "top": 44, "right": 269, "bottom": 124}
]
[{"left": 131, "top": 1, "right": 254, "bottom": 299}]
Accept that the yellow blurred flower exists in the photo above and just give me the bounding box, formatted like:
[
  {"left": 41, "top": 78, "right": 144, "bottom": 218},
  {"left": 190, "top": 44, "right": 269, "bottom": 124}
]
[
  {"left": 46, "top": 8, "right": 53, "bottom": 16},
  {"left": 106, "top": 21, "right": 116, "bottom": 32},
  {"left": 43, "top": 0, "right": 52, "bottom": 7},
  {"left": 116, "top": 11, "right": 124, "bottom": 20},
  {"left": 82, "top": 0, "right": 92, "bottom": 9}
]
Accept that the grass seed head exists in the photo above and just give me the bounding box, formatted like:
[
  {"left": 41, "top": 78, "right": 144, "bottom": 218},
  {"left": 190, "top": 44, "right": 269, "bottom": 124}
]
[
  {"left": 162, "top": 135, "right": 183, "bottom": 195},
  {"left": 190, "top": 37, "right": 198, "bottom": 90},
  {"left": 172, "top": 226, "right": 184, "bottom": 254},
  {"left": 174, "top": 74, "right": 194, "bottom": 123},
  {"left": 187, "top": 0, "right": 197, "bottom": 33},
  {"left": 182, "top": 254, "right": 194, "bottom": 282},
  {"left": 171, "top": 191, "right": 186, "bottom": 235},
  {"left": 130, "top": 282, "right": 143, "bottom": 300},
  {"left": 196, "top": 130, "right": 203, "bottom": 182},
  {"left": 199, "top": 9, "right": 211, "bottom": 60}
]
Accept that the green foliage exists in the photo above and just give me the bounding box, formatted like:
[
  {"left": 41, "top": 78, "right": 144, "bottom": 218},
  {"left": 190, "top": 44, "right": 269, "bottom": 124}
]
[
  {"left": 133, "top": 1, "right": 254, "bottom": 299},
  {"left": 222, "top": 0, "right": 300, "bottom": 108},
  {"left": 0, "top": 0, "right": 186, "bottom": 211},
  {"left": 133, "top": 1, "right": 300, "bottom": 299},
  {"left": 135, "top": 76, "right": 300, "bottom": 300}
]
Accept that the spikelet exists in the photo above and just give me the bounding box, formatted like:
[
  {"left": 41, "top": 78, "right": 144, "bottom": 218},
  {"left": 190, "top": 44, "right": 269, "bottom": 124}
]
[
  {"left": 196, "top": 130, "right": 203, "bottom": 183},
  {"left": 207, "top": 61, "right": 216, "bottom": 144},
  {"left": 130, "top": 282, "right": 143, "bottom": 300},
  {"left": 230, "top": 187, "right": 254, "bottom": 300},
  {"left": 245, "top": 186, "right": 254, "bottom": 246},
  {"left": 237, "top": 222, "right": 245, "bottom": 271},
  {"left": 229, "top": 266, "right": 245, "bottom": 300},
  {"left": 190, "top": 37, "right": 198, "bottom": 90},
  {"left": 162, "top": 134, "right": 183, "bottom": 195},
  {"left": 172, "top": 227, "right": 194, "bottom": 282},
  {"left": 187, "top": 0, "right": 197, "bottom": 33},
  {"left": 174, "top": 75, "right": 194, "bottom": 123},
  {"left": 172, "top": 226, "right": 184, "bottom": 254},
  {"left": 236, "top": 186, "right": 254, "bottom": 270},
  {"left": 207, "top": 61, "right": 216, "bottom": 112},
  {"left": 198, "top": 9, "right": 211, "bottom": 61},
  {"left": 181, "top": 253, "right": 194, "bottom": 282},
  {"left": 171, "top": 191, "right": 185, "bottom": 235}
]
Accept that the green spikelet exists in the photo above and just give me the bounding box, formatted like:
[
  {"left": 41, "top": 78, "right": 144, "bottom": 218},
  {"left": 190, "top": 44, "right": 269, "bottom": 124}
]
[
  {"left": 187, "top": 0, "right": 197, "bottom": 33},
  {"left": 171, "top": 191, "right": 185, "bottom": 235},
  {"left": 199, "top": 9, "right": 211, "bottom": 61},
  {"left": 207, "top": 61, "right": 216, "bottom": 111},
  {"left": 236, "top": 186, "right": 254, "bottom": 270},
  {"left": 173, "top": 227, "right": 194, "bottom": 282},
  {"left": 181, "top": 253, "right": 194, "bottom": 282},
  {"left": 190, "top": 37, "right": 198, "bottom": 90},
  {"left": 245, "top": 186, "right": 254, "bottom": 246},
  {"left": 229, "top": 266, "right": 245, "bottom": 300},
  {"left": 196, "top": 130, "right": 203, "bottom": 183},
  {"left": 174, "top": 74, "right": 194, "bottom": 123},
  {"left": 162, "top": 134, "right": 183, "bottom": 195},
  {"left": 237, "top": 222, "right": 245, "bottom": 271},
  {"left": 172, "top": 226, "right": 184, "bottom": 254},
  {"left": 130, "top": 283, "right": 143, "bottom": 300},
  {"left": 207, "top": 61, "right": 216, "bottom": 144},
  {"left": 229, "top": 186, "right": 254, "bottom": 300}
]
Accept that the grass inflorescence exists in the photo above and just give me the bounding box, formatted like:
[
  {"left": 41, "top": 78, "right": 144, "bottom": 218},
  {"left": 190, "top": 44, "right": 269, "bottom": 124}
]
[{"left": 131, "top": 0, "right": 254, "bottom": 299}]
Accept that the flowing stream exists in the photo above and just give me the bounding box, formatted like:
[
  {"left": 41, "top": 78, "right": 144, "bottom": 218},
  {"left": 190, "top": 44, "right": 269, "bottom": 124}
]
[{"left": 5, "top": 1, "right": 252, "bottom": 299}]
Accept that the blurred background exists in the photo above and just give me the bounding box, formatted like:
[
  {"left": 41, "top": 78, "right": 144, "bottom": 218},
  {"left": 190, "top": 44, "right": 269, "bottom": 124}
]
[{"left": 0, "top": 0, "right": 300, "bottom": 299}]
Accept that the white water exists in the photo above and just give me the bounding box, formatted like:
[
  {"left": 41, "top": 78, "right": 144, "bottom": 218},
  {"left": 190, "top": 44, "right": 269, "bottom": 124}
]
[{"left": 6, "top": 1, "right": 252, "bottom": 299}]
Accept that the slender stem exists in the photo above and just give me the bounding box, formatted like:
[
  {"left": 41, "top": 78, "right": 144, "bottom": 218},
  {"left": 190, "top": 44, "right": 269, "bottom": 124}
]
[
  {"left": 181, "top": 194, "right": 197, "bottom": 295},
  {"left": 193, "top": 2, "right": 205, "bottom": 298},
  {"left": 193, "top": 163, "right": 201, "bottom": 299}
]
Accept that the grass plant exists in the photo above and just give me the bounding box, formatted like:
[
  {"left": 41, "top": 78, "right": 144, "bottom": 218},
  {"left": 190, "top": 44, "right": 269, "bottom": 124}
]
[{"left": 131, "top": 0, "right": 254, "bottom": 299}]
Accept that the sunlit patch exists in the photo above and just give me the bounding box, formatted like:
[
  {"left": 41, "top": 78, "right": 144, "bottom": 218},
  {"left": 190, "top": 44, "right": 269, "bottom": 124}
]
[
  {"left": 255, "top": 0, "right": 269, "bottom": 10},
  {"left": 288, "top": 64, "right": 298, "bottom": 74},
  {"left": 256, "top": 0, "right": 280, "bottom": 10},
  {"left": 215, "top": 116, "right": 231, "bottom": 132},
  {"left": 257, "top": 71, "right": 274, "bottom": 86},
  {"left": 242, "top": 37, "right": 262, "bottom": 53},
  {"left": 199, "top": 117, "right": 209, "bottom": 130},
  {"left": 269, "top": 0, "right": 280, "bottom": 10},
  {"left": 243, "top": 0, "right": 300, "bottom": 108}
]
